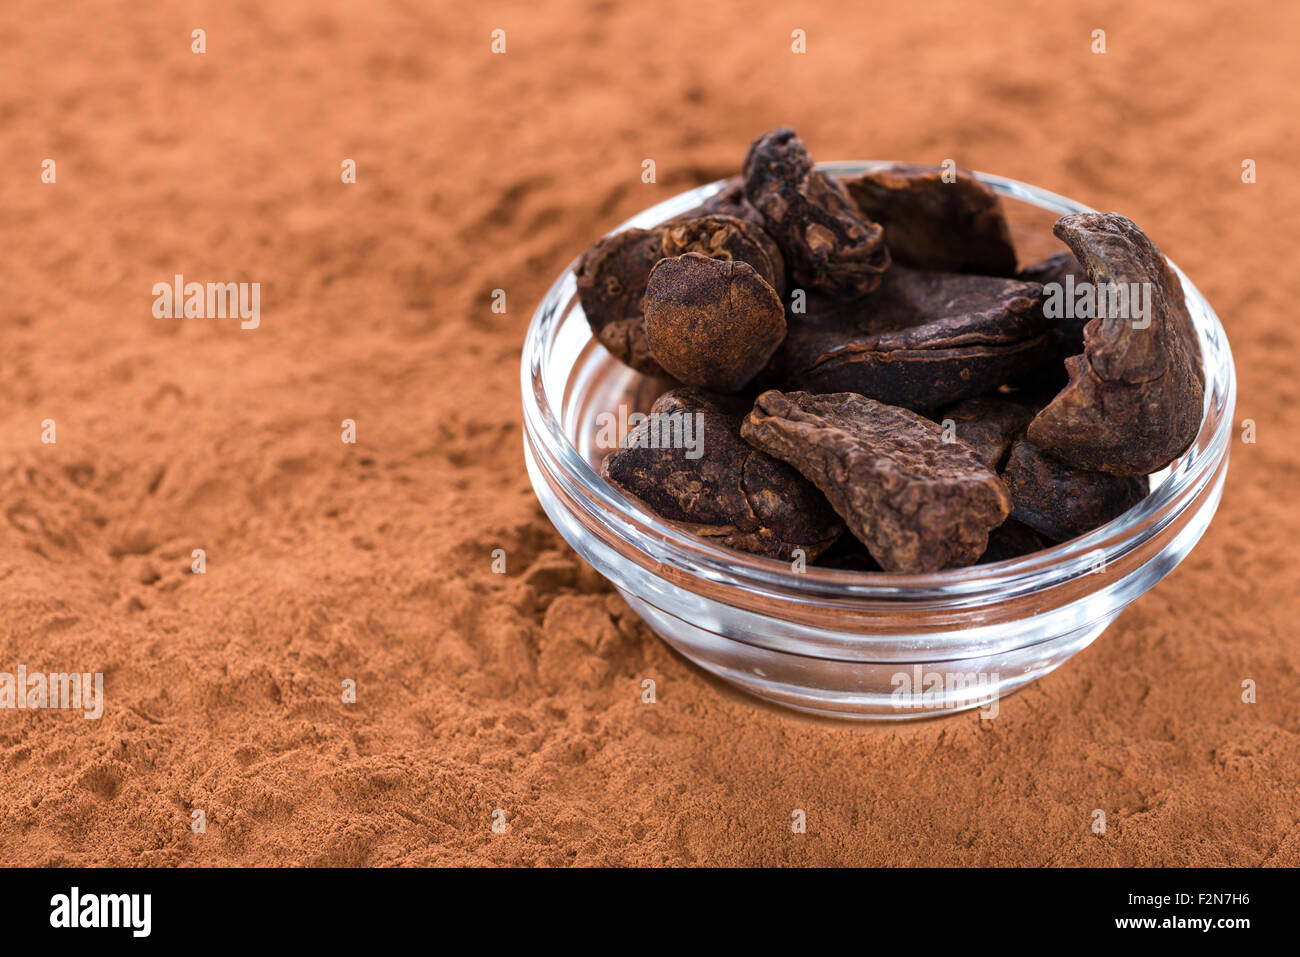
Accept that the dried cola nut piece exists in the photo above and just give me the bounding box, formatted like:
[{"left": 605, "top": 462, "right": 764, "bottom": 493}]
[
  {"left": 576, "top": 206, "right": 784, "bottom": 377},
  {"left": 601, "top": 388, "right": 843, "bottom": 560},
  {"left": 643, "top": 253, "right": 786, "bottom": 393},
  {"left": 742, "top": 127, "right": 890, "bottom": 298},
  {"left": 1026, "top": 213, "right": 1205, "bottom": 476},
  {"left": 741, "top": 390, "right": 1012, "bottom": 572},
  {"left": 660, "top": 214, "right": 786, "bottom": 295},
  {"left": 671, "top": 176, "right": 766, "bottom": 227},
  {"left": 934, "top": 395, "right": 1039, "bottom": 471},
  {"left": 575, "top": 227, "right": 666, "bottom": 375},
  {"left": 977, "top": 518, "right": 1048, "bottom": 564},
  {"left": 761, "top": 266, "right": 1056, "bottom": 410},
  {"left": 844, "top": 163, "right": 1017, "bottom": 276},
  {"left": 1001, "top": 438, "right": 1148, "bottom": 542}
]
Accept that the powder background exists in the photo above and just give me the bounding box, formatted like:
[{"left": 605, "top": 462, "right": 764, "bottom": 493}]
[{"left": 0, "top": 0, "right": 1295, "bottom": 866}]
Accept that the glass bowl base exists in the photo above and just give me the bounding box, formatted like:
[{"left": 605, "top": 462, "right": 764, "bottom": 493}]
[{"left": 622, "top": 588, "right": 1120, "bottom": 719}]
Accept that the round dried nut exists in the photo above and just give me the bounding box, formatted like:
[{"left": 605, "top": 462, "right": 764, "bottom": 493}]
[
  {"left": 660, "top": 214, "right": 786, "bottom": 295},
  {"left": 643, "top": 253, "right": 786, "bottom": 393}
]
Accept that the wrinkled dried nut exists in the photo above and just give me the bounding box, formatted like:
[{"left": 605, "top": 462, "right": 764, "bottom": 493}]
[
  {"left": 762, "top": 267, "right": 1055, "bottom": 411},
  {"left": 741, "top": 390, "right": 1012, "bottom": 572},
  {"left": 660, "top": 214, "right": 786, "bottom": 295},
  {"left": 977, "top": 518, "right": 1048, "bottom": 564},
  {"left": 844, "top": 163, "right": 1017, "bottom": 275},
  {"left": 742, "top": 127, "right": 890, "bottom": 298},
  {"left": 575, "top": 227, "right": 666, "bottom": 375},
  {"left": 643, "top": 253, "right": 786, "bottom": 393},
  {"left": 1026, "top": 213, "right": 1205, "bottom": 476},
  {"left": 933, "top": 395, "right": 1039, "bottom": 471},
  {"left": 601, "top": 388, "right": 843, "bottom": 559},
  {"left": 575, "top": 209, "right": 790, "bottom": 381},
  {"left": 1001, "top": 438, "right": 1149, "bottom": 541}
]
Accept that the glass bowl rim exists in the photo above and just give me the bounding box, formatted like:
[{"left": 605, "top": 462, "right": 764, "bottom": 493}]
[{"left": 521, "top": 163, "right": 1236, "bottom": 604}]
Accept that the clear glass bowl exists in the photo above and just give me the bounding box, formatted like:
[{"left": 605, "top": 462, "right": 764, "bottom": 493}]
[{"left": 521, "top": 164, "right": 1235, "bottom": 720}]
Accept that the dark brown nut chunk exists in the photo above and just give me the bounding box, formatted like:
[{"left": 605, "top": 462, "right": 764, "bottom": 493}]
[
  {"left": 1001, "top": 438, "right": 1148, "bottom": 541},
  {"left": 742, "top": 127, "right": 890, "bottom": 298},
  {"left": 933, "top": 395, "right": 1039, "bottom": 471},
  {"left": 601, "top": 388, "right": 843, "bottom": 560},
  {"left": 575, "top": 227, "right": 666, "bottom": 375},
  {"left": 977, "top": 519, "right": 1048, "bottom": 564},
  {"left": 643, "top": 253, "right": 786, "bottom": 393},
  {"left": 577, "top": 209, "right": 784, "bottom": 378},
  {"left": 761, "top": 266, "right": 1056, "bottom": 410},
  {"left": 741, "top": 390, "right": 1012, "bottom": 572},
  {"left": 1026, "top": 213, "right": 1205, "bottom": 476},
  {"left": 660, "top": 214, "right": 786, "bottom": 295},
  {"left": 844, "top": 163, "right": 1017, "bottom": 276}
]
